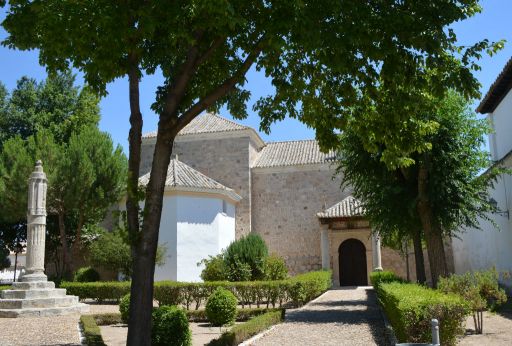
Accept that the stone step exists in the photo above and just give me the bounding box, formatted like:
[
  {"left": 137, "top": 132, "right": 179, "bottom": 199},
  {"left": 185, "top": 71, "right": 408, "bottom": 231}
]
[
  {"left": 10, "top": 281, "right": 55, "bottom": 290},
  {"left": 0, "top": 295, "right": 79, "bottom": 309},
  {"left": 0, "top": 288, "right": 67, "bottom": 299},
  {"left": 0, "top": 303, "right": 89, "bottom": 318}
]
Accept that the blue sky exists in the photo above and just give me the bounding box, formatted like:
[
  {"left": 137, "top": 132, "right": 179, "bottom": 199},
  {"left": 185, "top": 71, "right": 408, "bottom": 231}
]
[{"left": 1, "top": 0, "right": 511, "bottom": 153}]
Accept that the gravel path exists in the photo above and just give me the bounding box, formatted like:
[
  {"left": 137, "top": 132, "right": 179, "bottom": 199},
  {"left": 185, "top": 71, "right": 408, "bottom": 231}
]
[
  {"left": 0, "top": 314, "right": 81, "bottom": 346},
  {"left": 459, "top": 310, "right": 512, "bottom": 345},
  {"left": 253, "top": 287, "right": 388, "bottom": 346}
]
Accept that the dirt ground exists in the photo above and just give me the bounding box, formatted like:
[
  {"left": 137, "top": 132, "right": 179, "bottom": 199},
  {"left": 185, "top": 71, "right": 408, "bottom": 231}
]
[{"left": 459, "top": 310, "right": 512, "bottom": 345}]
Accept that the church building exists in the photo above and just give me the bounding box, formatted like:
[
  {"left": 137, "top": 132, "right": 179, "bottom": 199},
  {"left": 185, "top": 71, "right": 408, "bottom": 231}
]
[{"left": 140, "top": 113, "right": 433, "bottom": 284}]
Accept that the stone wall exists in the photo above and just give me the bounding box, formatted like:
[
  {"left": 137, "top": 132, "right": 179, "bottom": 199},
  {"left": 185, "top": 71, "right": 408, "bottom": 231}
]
[
  {"left": 140, "top": 136, "right": 253, "bottom": 238},
  {"left": 251, "top": 166, "right": 345, "bottom": 274}
]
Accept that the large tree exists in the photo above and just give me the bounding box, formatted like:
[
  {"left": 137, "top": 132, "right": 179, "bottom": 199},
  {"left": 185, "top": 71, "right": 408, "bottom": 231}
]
[
  {"left": 0, "top": 127, "right": 127, "bottom": 278},
  {"left": 337, "top": 91, "right": 501, "bottom": 286},
  {"left": 2, "top": 1, "right": 500, "bottom": 343}
]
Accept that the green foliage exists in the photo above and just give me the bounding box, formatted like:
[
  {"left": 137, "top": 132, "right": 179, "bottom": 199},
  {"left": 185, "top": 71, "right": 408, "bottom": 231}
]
[
  {"left": 73, "top": 266, "right": 100, "bottom": 282},
  {"left": 80, "top": 315, "right": 106, "bottom": 346},
  {"left": 369, "top": 271, "right": 404, "bottom": 290},
  {"left": 206, "top": 287, "right": 238, "bottom": 327},
  {"left": 119, "top": 293, "right": 131, "bottom": 324},
  {"left": 60, "top": 281, "right": 131, "bottom": 302},
  {"left": 151, "top": 306, "right": 192, "bottom": 346},
  {"left": 0, "top": 285, "right": 10, "bottom": 290},
  {"left": 438, "top": 269, "right": 507, "bottom": 333},
  {"left": 62, "top": 270, "right": 331, "bottom": 309},
  {"left": 224, "top": 234, "right": 268, "bottom": 281},
  {"left": 377, "top": 282, "right": 470, "bottom": 346},
  {"left": 88, "top": 227, "right": 166, "bottom": 279},
  {"left": 0, "top": 124, "right": 127, "bottom": 278},
  {"left": 199, "top": 254, "right": 227, "bottom": 282},
  {"left": 208, "top": 310, "right": 284, "bottom": 346},
  {"left": 263, "top": 254, "right": 288, "bottom": 281},
  {"left": 287, "top": 270, "right": 332, "bottom": 306},
  {"left": 0, "top": 71, "right": 100, "bottom": 149}
]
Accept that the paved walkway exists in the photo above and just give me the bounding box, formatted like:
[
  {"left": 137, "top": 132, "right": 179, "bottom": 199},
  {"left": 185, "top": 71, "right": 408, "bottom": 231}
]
[{"left": 253, "top": 287, "right": 388, "bottom": 346}]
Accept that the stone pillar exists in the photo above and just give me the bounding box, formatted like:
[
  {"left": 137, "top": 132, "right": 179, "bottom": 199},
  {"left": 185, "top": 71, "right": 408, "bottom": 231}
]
[
  {"left": 321, "top": 227, "right": 330, "bottom": 270},
  {"left": 21, "top": 160, "right": 48, "bottom": 282},
  {"left": 372, "top": 232, "right": 383, "bottom": 272}
]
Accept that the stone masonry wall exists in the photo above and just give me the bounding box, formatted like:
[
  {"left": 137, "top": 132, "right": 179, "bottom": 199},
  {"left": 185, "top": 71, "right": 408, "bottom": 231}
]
[
  {"left": 140, "top": 136, "right": 253, "bottom": 238},
  {"left": 251, "top": 167, "right": 346, "bottom": 274}
]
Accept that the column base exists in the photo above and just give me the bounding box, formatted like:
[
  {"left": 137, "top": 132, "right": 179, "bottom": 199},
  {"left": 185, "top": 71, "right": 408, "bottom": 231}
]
[
  {"left": 373, "top": 267, "right": 383, "bottom": 272},
  {"left": 19, "top": 273, "right": 47, "bottom": 282}
]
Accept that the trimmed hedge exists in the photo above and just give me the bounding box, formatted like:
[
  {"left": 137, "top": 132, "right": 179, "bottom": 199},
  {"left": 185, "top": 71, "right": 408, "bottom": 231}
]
[
  {"left": 74, "top": 266, "right": 100, "bottom": 282},
  {"left": 61, "top": 281, "right": 130, "bottom": 302},
  {"left": 80, "top": 315, "right": 106, "bottom": 346},
  {"left": 62, "top": 270, "right": 332, "bottom": 308},
  {"left": 206, "top": 287, "right": 238, "bottom": 326},
  {"left": 91, "top": 308, "right": 282, "bottom": 324},
  {"left": 369, "top": 270, "right": 403, "bottom": 290},
  {"left": 208, "top": 309, "right": 284, "bottom": 346},
  {"left": 152, "top": 306, "right": 192, "bottom": 346},
  {"left": 377, "top": 282, "right": 469, "bottom": 346}
]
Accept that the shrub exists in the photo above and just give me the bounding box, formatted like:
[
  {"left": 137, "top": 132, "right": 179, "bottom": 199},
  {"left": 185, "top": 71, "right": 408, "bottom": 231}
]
[
  {"left": 80, "top": 315, "right": 106, "bottom": 346},
  {"left": 151, "top": 306, "right": 191, "bottom": 346},
  {"left": 438, "top": 268, "right": 507, "bottom": 334},
  {"left": 263, "top": 254, "right": 288, "bottom": 280},
  {"left": 224, "top": 233, "right": 268, "bottom": 281},
  {"left": 288, "top": 270, "right": 331, "bottom": 306},
  {"left": 369, "top": 270, "right": 403, "bottom": 290},
  {"left": 208, "top": 310, "right": 284, "bottom": 346},
  {"left": 226, "top": 256, "right": 252, "bottom": 282},
  {"left": 73, "top": 266, "right": 100, "bottom": 282},
  {"left": 119, "top": 293, "right": 130, "bottom": 323},
  {"left": 93, "top": 313, "right": 123, "bottom": 326},
  {"left": 60, "top": 281, "right": 130, "bottom": 302},
  {"left": 206, "top": 287, "right": 238, "bottom": 326},
  {"left": 89, "top": 228, "right": 166, "bottom": 279},
  {"left": 59, "top": 270, "right": 331, "bottom": 308},
  {"left": 199, "top": 254, "right": 227, "bottom": 281},
  {"left": 377, "top": 282, "right": 470, "bottom": 346}
]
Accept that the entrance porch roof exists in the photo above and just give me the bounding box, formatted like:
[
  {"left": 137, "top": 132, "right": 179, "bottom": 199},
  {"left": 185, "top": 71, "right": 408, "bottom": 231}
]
[{"left": 317, "top": 196, "right": 365, "bottom": 221}]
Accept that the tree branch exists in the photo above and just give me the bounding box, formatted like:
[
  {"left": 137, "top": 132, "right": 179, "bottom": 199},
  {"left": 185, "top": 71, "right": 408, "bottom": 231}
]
[
  {"left": 161, "top": 31, "right": 205, "bottom": 119},
  {"left": 174, "top": 44, "right": 264, "bottom": 134}
]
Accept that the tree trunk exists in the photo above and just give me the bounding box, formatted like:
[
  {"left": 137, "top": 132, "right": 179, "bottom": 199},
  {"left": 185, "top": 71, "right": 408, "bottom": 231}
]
[
  {"left": 57, "top": 212, "right": 72, "bottom": 279},
  {"left": 128, "top": 131, "right": 174, "bottom": 346},
  {"left": 417, "top": 164, "right": 447, "bottom": 287},
  {"left": 412, "top": 228, "right": 427, "bottom": 284}
]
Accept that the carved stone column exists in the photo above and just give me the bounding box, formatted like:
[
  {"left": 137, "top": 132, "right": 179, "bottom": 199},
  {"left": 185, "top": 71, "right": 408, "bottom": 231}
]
[
  {"left": 21, "top": 160, "right": 48, "bottom": 282},
  {"left": 321, "top": 227, "right": 330, "bottom": 270},
  {"left": 372, "top": 232, "right": 383, "bottom": 272}
]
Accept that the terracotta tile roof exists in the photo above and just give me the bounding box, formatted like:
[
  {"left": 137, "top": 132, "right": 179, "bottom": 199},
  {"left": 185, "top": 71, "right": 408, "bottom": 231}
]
[
  {"left": 142, "top": 113, "right": 248, "bottom": 138},
  {"left": 139, "top": 158, "right": 241, "bottom": 201},
  {"left": 317, "top": 196, "right": 365, "bottom": 219},
  {"left": 253, "top": 140, "right": 336, "bottom": 168},
  {"left": 477, "top": 57, "right": 512, "bottom": 114}
]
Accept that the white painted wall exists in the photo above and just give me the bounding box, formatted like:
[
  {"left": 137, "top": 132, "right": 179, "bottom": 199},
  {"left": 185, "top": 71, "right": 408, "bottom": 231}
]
[
  {"left": 149, "top": 194, "right": 236, "bottom": 282},
  {"left": 489, "top": 90, "right": 512, "bottom": 160},
  {"left": 453, "top": 88, "right": 512, "bottom": 291}
]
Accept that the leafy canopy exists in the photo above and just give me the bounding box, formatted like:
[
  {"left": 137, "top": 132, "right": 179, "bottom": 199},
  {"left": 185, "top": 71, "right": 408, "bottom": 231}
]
[
  {"left": 1, "top": 1, "right": 502, "bottom": 164},
  {"left": 337, "top": 91, "right": 500, "bottom": 242}
]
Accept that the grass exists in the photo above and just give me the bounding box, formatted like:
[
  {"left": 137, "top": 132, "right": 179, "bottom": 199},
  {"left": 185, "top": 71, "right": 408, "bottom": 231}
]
[
  {"left": 80, "top": 315, "right": 106, "bottom": 346},
  {"left": 207, "top": 309, "right": 285, "bottom": 346}
]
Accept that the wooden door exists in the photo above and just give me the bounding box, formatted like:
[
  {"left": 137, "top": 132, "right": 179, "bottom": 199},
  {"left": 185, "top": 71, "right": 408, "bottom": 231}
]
[{"left": 339, "top": 238, "right": 367, "bottom": 286}]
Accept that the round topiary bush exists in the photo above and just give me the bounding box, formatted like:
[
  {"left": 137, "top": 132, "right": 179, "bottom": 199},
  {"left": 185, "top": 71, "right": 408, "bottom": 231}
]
[
  {"left": 151, "top": 306, "right": 191, "bottom": 346},
  {"left": 205, "top": 287, "right": 238, "bottom": 326},
  {"left": 119, "top": 293, "right": 130, "bottom": 324},
  {"left": 73, "top": 266, "right": 100, "bottom": 282}
]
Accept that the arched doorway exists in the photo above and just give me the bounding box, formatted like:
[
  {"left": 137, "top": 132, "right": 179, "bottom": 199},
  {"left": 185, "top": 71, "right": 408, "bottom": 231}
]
[{"left": 339, "top": 238, "right": 367, "bottom": 286}]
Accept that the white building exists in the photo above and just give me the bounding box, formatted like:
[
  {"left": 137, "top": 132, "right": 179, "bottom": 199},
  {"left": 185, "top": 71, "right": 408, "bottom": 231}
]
[
  {"left": 135, "top": 157, "right": 241, "bottom": 282},
  {"left": 452, "top": 57, "right": 512, "bottom": 290}
]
